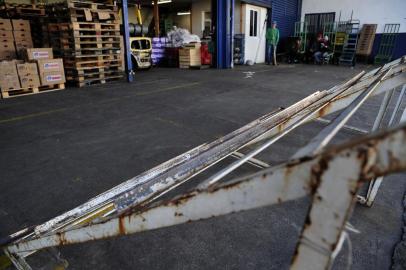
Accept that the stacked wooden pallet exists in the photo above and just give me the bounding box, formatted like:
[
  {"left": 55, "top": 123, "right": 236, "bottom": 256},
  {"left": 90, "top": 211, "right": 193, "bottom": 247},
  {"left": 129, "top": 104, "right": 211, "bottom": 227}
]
[
  {"left": 0, "top": 3, "right": 46, "bottom": 17},
  {"left": 48, "top": 0, "right": 122, "bottom": 87},
  {"left": 356, "top": 24, "right": 377, "bottom": 57}
]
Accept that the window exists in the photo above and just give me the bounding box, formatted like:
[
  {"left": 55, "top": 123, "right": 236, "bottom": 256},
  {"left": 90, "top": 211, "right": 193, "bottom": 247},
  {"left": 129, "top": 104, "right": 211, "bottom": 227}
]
[
  {"left": 249, "top": 10, "right": 258, "bottom": 37},
  {"left": 304, "top": 12, "right": 335, "bottom": 34}
]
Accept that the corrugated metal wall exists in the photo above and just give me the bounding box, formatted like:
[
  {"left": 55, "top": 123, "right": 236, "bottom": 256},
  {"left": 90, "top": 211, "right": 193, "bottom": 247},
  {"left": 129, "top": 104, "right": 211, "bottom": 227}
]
[{"left": 271, "top": 0, "right": 299, "bottom": 37}]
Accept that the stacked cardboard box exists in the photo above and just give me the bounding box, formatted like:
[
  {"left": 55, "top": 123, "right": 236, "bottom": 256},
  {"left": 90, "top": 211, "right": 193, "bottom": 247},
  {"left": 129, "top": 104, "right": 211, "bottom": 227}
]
[
  {"left": 0, "top": 19, "right": 16, "bottom": 60},
  {"left": 0, "top": 19, "right": 33, "bottom": 60},
  {"left": 12, "top": 19, "right": 33, "bottom": 54},
  {"left": 24, "top": 48, "right": 66, "bottom": 86},
  {"left": 0, "top": 61, "right": 21, "bottom": 90},
  {"left": 179, "top": 43, "right": 201, "bottom": 69},
  {"left": 17, "top": 63, "right": 40, "bottom": 88}
]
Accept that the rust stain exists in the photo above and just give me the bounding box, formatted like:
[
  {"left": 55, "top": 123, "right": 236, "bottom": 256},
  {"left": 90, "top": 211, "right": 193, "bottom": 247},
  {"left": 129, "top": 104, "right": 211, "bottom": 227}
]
[
  {"left": 57, "top": 232, "right": 68, "bottom": 245},
  {"left": 318, "top": 103, "right": 332, "bottom": 118},
  {"left": 174, "top": 212, "right": 184, "bottom": 217},
  {"left": 118, "top": 216, "right": 126, "bottom": 235}
]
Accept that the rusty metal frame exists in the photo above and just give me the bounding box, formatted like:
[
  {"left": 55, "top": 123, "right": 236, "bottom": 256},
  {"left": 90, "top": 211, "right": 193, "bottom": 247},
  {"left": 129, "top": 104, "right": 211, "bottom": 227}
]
[{"left": 1, "top": 56, "right": 406, "bottom": 270}]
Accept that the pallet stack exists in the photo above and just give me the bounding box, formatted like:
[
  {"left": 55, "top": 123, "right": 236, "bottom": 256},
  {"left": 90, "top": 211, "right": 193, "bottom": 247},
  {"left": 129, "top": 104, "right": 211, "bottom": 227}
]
[
  {"left": 179, "top": 43, "right": 201, "bottom": 69},
  {"left": 47, "top": 0, "right": 122, "bottom": 87},
  {"left": 356, "top": 24, "right": 377, "bottom": 58}
]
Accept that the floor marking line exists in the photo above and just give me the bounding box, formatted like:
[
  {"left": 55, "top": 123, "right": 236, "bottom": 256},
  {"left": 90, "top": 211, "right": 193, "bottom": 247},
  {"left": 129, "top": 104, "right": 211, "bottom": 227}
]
[
  {"left": 0, "top": 82, "right": 201, "bottom": 124},
  {"left": 0, "top": 108, "right": 68, "bottom": 124}
]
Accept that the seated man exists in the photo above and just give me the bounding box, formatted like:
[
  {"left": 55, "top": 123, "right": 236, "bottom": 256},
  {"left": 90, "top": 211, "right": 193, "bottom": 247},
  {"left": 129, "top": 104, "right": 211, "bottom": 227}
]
[
  {"left": 314, "top": 35, "right": 330, "bottom": 64},
  {"left": 287, "top": 37, "right": 302, "bottom": 64}
]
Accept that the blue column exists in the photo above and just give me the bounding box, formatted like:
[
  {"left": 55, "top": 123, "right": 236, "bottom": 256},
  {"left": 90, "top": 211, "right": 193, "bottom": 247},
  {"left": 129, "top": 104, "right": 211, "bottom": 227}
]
[
  {"left": 120, "top": 0, "right": 134, "bottom": 82},
  {"left": 215, "top": 0, "right": 233, "bottom": 69}
]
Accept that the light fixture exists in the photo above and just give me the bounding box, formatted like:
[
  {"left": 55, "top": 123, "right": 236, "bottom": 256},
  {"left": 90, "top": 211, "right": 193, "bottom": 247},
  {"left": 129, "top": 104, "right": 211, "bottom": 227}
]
[
  {"left": 151, "top": 0, "right": 172, "bottom": 4},
  {"left": 177, "top": 11, "right": 191, "bottom": 15}
]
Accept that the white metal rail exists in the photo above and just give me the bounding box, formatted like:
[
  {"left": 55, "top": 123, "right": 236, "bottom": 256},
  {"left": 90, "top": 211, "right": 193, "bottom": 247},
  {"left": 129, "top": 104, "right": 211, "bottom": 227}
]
[{"left": 1, "top": 56, "right": 406, "bottom": 270}]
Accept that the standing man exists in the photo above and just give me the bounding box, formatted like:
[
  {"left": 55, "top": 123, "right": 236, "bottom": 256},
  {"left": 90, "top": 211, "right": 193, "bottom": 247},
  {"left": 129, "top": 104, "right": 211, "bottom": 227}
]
[{"left": 266, "top": 21, "right": 280, "bottom": 65}]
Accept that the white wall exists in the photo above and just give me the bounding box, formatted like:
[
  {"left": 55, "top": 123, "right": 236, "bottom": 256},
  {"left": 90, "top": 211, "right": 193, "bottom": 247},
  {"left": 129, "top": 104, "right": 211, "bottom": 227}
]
[
  {"left": 301, "top": 0, "right": 406, "bottom": 33},
  {"left": 191, "top": 0, "right": 211, "bottom": 37}
]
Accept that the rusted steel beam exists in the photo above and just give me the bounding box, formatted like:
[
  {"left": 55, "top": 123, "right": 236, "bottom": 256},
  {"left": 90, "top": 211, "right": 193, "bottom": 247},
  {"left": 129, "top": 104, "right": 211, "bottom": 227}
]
[
  {"left": 290, "top": 126, "right": 406, "bottom": 270},
  {"left": 7, "top": 57, "right": 406, "bottom": 246},
  {"left": 5, "top": 123, "right": 406, "bottom": 255}
]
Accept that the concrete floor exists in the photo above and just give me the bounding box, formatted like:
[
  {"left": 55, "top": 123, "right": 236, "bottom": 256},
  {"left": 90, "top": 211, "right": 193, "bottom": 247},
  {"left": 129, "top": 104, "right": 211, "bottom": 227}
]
[{"left": 0, "top": 64, "right": 405, "bottom": 269}]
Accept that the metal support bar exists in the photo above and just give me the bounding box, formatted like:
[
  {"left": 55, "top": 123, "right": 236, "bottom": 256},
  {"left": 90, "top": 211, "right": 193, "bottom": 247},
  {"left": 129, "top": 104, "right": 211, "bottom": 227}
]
[
  {"left": 5, "top": 124, "right": 406, "bottom": 260},
  {"left": 363, "top": 84, "right": 406, "bottom": 206},
  {"left": 120, "top": 0, "right": 134, "bottom": 82},
  {"left": 230, "top": 151, "right": 270, "bottom": 169},
  {"left": 292, "top": 69, "right": 391, "bottom": 158}
]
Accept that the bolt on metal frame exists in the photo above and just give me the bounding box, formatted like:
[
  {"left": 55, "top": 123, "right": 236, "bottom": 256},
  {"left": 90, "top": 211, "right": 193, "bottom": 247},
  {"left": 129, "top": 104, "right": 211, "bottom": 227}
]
[{"left": 1, "top": 57, "right": 406, "bottom": 270}]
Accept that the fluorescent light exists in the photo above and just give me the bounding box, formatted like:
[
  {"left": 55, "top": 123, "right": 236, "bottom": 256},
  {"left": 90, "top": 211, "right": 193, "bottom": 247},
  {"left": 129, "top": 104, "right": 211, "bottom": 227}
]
[
  {"left": 151, "top": 0, "right": 172, "bottom": 4},
  {"left": 177, "top": 11, "right": 191, "bottom": 15}
]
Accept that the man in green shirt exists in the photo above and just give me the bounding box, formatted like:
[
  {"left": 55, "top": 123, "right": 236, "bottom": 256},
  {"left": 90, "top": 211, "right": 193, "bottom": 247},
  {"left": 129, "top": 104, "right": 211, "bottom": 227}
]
[{"left": 266, "top": 21, "right": 279, "bottom": 65}]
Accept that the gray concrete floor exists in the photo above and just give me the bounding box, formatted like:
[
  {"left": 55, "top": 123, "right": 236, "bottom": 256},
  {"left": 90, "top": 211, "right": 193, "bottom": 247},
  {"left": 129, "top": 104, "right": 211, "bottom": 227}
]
[{"left": 0, "top": 64, "right": 405, "bottom": 270}]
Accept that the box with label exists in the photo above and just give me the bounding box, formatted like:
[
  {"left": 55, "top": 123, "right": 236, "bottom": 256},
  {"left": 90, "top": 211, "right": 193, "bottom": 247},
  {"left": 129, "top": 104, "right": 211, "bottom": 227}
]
[
  {"left": 24, "top": 48, "right": 53, "bottom": 61},
  {"left": 37, "top": 59, "right": 63, "bottom": 73},
  {"left": 12, "top": 19, "right": 31, "bottom": 32},
  {"left": 0, "top": 30, "right": 13, "bottom": 39},
  {"left": 0, "top": 19, "right": 12, "bottom": 31},
  {"left": 37, "top": 59, "right": 65, "bottom": 85},
  {"left": 40, "top": 72, "right": 66, "bottom": 85}
]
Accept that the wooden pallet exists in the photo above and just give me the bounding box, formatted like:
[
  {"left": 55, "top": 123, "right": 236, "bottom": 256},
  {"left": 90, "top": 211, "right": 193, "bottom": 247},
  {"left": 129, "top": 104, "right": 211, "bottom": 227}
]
[
  {"left": 67, "top": 0, "right": 117, "bottom": 11},
  {"left": 1, "top": 84, "right": 65, "bottom": 99},
  {"left": 1, "top": 3, "right": 46, "bottom": 16}
]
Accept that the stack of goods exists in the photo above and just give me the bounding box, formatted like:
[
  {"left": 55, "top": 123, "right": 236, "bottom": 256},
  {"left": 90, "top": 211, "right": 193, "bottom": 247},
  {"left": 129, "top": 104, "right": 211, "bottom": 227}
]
[
  {"left": 233, "top": 34, "right": 245, "bottom": 65},
  {"left": 151, "top": 37, "right": 170, "bottom": 66},
  {"left": 167, "top": 27, "right": 200, "bottom": 47},
  {"left": 46, "top": 0, "right": 122, "bottom": 87},
  {"left": 0, "top": 18, "right": 16, "bottom": 60},
  {"left": 200, "top": 43, "right": 211, "bottom": 66},
  {"left": 0, "top": 3, "right": 46, "bottom": 17},
  {"left": 0, "top": 19, "right": 33, "bottom": 60},
  {"left": 356, "top": 24, "right": 377, "bottom": 58},
  {"left": 179, "top": 43, "right": 201, "bottom": 69},
  {"left": 0, "top": 48, "right": 65, "bottom": 98},
  {"left": 12, "top": 19, "right": 33, "bottom": 56}
]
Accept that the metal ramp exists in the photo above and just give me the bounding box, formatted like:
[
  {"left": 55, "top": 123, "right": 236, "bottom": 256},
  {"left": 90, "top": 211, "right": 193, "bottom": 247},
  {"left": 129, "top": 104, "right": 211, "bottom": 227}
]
[
  {"left": 339, "top": 20, "right": 360, "bottom": 66},
  {"left": 1, "top": 57, "right": 406, "bottom": 270}
]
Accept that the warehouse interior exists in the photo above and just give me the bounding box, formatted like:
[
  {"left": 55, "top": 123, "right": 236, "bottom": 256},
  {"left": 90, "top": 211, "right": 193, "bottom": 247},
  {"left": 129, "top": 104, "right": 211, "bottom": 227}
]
[{"left": 1, "top": 0, "right": 406, "bottom": 269}]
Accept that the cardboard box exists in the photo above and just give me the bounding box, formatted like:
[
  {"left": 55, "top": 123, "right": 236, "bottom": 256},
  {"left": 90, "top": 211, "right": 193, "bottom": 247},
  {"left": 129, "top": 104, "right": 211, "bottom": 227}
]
[
  {"left": 0, "top": 30, "right": 13, "bottom": 39},
  {"left": 0, "top": 42, "right": 16, "bottom": 60},
  {"left": 37, "top": 59, "right": 65, "bottom": 85},
  {"left": 0, "top": 19, "right": 12, "bottom": 31},
  {"left": 37, "top": 58, "right": 63, "bottom": 73},
  {"left": 0, "top": 60, "right": 18, "bottom": 75},
  {"left": 17, "top": 63, "right": 38, "bottom": 76},
  {"left": 39, "top": 72, "right": 66, "bottom": 85},
  {"left": 12, "top": 19, "right": 31, "bottom": 32},
  {"left": 0, "top": 61, "right": 20, "bottom": 90},
  {"left": 0, "top": 74, "right": 21, "bottom": 90},
  {"left": 19, "top": 74, "right": 40, "bottom": 88},
  {"left": 24, "top": 48, "right": 53, "bottom": 61},
  {"left": 13, "top": 31, "right": 32, "bottom": 40}
]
